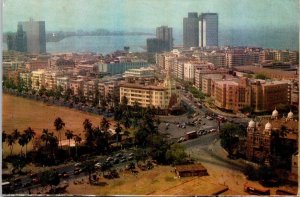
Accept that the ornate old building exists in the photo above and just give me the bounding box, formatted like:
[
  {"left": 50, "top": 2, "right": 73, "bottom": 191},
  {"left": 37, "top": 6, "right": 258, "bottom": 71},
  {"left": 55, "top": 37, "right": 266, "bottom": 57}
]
[{"left": 245, "top": 109, "right": 298, "bottom": 164}]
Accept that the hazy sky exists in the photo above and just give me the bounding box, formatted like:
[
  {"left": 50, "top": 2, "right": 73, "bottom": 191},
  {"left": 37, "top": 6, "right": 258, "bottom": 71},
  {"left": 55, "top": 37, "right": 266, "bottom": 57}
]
[{"left": 3, "top": 0, "right": 299, "bottom": 32}]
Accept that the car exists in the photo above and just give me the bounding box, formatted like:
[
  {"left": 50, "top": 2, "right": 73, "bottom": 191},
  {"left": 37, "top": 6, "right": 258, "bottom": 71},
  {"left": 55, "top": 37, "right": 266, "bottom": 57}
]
[
  {"left": 120, "top": 158, "right": 126, "bottom": 163},
  {"left": 31, "top": 178, "right": 40, "bottom": 184},
  {"left": 94, "top": 162, "right": 102, "bottom": 168},
  {"left": 62, "top": 172, "right": 69, "bottom": 178},
  {"left": 177, "top": 137, "right": 185, "bottom": 143},
  {"left": 206, "top": 116, "right": 213, "bottom": 120},
  {"left": 127, "top": 156, "right": 134, "bottom": 161},
  {"left": 74, "top": 162, "right": 81, "bottom": 167},
  {"left": 115, "top": 153, "right": 122, "bottom": 158},
  {"left": 74, "top": 168, "right": 82, "bottom": 175},
  {"left": 210, "top": 129, "right": 217, "bottom": 133},
  {"left": 128, "top": 153, "right": 134, "bottom": 157}
]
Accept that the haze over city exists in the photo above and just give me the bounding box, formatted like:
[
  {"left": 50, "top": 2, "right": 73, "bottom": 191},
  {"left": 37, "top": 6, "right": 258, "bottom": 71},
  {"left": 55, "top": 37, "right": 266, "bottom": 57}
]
[{"left": 3, "top": 0, "right": 299, "bottom": 32}]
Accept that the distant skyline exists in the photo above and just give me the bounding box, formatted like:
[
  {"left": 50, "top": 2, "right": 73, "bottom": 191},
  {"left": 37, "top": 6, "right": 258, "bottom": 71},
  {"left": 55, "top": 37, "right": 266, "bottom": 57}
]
[{"left": 3, "top": 0, "right": 299, "bottom": 32}]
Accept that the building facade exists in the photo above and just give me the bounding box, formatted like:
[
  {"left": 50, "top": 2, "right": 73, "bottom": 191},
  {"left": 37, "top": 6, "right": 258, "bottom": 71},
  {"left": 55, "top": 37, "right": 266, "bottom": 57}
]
[
  {"left": 199, "top": 13, "right": 218, "bottom": 47},
  {"left": 19, "top": 19, "right": 46, "bottom": 54},
  {"left": 183, "top": 12, "right": 199, "bottom": 48}
]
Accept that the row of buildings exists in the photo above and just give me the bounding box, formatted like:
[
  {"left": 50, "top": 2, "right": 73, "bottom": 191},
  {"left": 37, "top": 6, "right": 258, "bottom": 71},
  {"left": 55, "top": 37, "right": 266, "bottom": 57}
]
[
  {"left": 156, "top": 48, "right": 299, "bottom": 112},
  {"left": 4, "top": 50, "right": 179, "bottom": 110}
]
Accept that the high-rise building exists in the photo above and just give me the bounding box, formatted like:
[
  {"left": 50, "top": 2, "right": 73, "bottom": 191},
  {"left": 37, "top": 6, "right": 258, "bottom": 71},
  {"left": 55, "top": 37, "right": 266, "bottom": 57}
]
[
  {"left": 199, "top": 13, "right": 218, "bottom": 47},
  {"left": 15, "top": 24, "right": 27, "bottom": 52},
  {"left": 156, "top": 26, "right": 173, "bottom": 51},
  {"left": 147, "top": 26, "right": 173, "bottom": 53},
  {"left": 183, "top": 12, "right": 199, "bottom": 48},
  {"left": 18, "top": 19, "right": 46, "bottom": 54}
]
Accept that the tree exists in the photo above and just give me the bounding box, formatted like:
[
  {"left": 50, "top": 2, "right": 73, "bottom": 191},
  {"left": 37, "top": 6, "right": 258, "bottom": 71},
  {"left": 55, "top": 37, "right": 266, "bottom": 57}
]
[
  {"left": 100, "top": 117, "right": 110, "bottom": 132},
  {"left": 100, "top": 98, "right": 107, "bottom": 110},
  {"left": 94, "top": 127, "right": 110, "bottom": 153},
  {"left": 41, "top": 129, "right": 52, "bottom": 148},
  {"left": 54, "top": 117, "right": 65, "bottom": 149},
  {"left": 121, "top": 96, "right": 128, "bottom": 107},
  {"left": 82, "top": 161, "right": 95, "bottom": 183},
  {"left": 40, "top": 170, "right": 60, "bottom": 189},
  {"left": 165, "top": 143, "right": 188, "bottom": 165},
  {"left": 24, "top": 127, "right": 35, "bottom": 157},
  {"left": 12, "top": 129, "right": 21, "bottom": 141},
  {"left": 2, "top": 130, "right": 7, "bottom": 143},
  {"left": 255, "top": 73, "right": 269, "bottom": 80},
  {"left": 83, "top": 119, "right": 95, "bottom": 149},
  {"left": 114, "top": 122, "right": 122, "bottom": 146},
  {"left": 18, "top": 134, "right": 28, "bottom": 156},
  {"left": 6, "top": 134, "right": 15, "bottom": 155},
  {"left": 74, "top": 135, "right": 82, "bottom": 158},
  {"left": 65, "top": 130, "right": 74, "bottom": 156},
  {"left": 219, "top": 123, "right": 244, "bottom": 157}
]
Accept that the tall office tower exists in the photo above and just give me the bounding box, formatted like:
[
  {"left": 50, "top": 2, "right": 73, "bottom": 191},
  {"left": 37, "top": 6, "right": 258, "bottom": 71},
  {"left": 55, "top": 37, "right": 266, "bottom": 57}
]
[
  {"left": 15, "top": 24, "right": 27, "bottom": 52},
  {"left": 199, "top": 13, "right": 218, "bottom": 47},
  {"left": 156, "top": 26, "right": 173, "bottom": 51},
  {"left": 183, "top": 12, "right": 199, "bottom": 48},
  {"left": 18, "top": 18, "right": 46, "bottom": 54}
]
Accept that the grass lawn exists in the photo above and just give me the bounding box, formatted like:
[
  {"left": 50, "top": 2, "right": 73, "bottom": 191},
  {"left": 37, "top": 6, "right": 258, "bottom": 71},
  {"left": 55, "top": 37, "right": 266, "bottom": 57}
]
[{"left": 2, "top": 94, "right": 114, "bottom": 156}]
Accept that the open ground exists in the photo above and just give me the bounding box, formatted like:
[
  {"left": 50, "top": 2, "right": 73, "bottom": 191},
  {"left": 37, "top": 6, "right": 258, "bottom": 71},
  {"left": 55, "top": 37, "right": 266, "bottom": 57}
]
[{"left": 2, "top": 94, "right": 114, "bottom": 156}]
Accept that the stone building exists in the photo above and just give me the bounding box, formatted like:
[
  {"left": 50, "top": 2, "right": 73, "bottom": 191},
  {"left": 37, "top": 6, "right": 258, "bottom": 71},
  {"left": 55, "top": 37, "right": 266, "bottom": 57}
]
[{"left": 245, "top": 110, "right": 298, "bottom": 164}]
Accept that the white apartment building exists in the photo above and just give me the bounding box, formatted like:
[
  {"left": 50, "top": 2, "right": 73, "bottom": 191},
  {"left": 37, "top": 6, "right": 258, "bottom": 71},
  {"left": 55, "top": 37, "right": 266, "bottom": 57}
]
[
  {"left": 183, "top": 62, "right": 195, "bottom": 82},
  {"left": 31, "top": 69, "right": 45, "bottom": 90}
]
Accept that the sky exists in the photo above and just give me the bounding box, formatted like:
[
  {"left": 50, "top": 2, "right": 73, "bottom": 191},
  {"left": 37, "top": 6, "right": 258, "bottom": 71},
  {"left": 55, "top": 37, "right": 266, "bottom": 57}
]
[{"left": 2, "top": 0, "right": 299, "bottom": 32}]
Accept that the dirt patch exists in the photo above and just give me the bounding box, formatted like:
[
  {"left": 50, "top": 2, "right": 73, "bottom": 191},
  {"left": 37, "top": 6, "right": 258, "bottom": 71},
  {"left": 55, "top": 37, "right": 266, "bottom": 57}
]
[{"left": 2, "top": 94, "right": 114, "bottom": 156}]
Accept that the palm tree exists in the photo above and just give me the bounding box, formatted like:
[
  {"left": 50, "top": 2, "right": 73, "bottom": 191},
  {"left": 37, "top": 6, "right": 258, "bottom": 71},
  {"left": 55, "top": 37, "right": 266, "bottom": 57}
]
[
  {"left": 74, "top": 135, "right": 82, "bottom": 158},
  {"left": 12, "top": 129, "right": 21, "bottom": 141},
  {"left": 2, "top": 130, "right": 7, "bottom": 143},
  {"left": 115, "top": 122, "right": 122, "bottom": 147},
  {"left": 41, "top": 129, "right": 52, "bottom": 148},
  {"left": 24, "top": 127, "right": 36, "bottom": 157},
  {"left": 100, "top": 117, "right": 110, "bottom": 132},
  {"left": 83, "top": 119, "right": 93, "bottom": 132},
  {"left": 6, "top": 134, "right": 15, "bottom": 155},
  {"left": 54, "top": 117, "right": 65, "bottom": 149},
  {"left": 65, "top": 130, "right": 74, "bottom": 156},
  {"left": 18, "top": 134, "right": 28, "bottom": 156}
]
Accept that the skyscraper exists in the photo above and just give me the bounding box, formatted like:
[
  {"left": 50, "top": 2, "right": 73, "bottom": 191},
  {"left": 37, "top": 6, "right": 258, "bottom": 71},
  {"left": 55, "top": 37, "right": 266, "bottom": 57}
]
[
  {"left": 18, "top": 18, "right": 46, "bottom": 54},
  {"left": 15, "top": 24, "right": 27, "bottom": 52},
  {"left": 156, "top": 26, "right": 173, "bottom": 51},
  {"left": 183, "top": 12, "right": 199, "bottom": 48},
  {"left": 199, "top": 13, "right": 218, "bottom": 47},
  {"left": 146, "top": 25, "right": 173, "bottom": 53}
]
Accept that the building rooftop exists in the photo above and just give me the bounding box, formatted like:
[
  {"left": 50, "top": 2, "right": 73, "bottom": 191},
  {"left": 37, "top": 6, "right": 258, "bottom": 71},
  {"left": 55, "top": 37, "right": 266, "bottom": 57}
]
[{"left": 175, "top": 163, "right": 207, "bottom": 172}]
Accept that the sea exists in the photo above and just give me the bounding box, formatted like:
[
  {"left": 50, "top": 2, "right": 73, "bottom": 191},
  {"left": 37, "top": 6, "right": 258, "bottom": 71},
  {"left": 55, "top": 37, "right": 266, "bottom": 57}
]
[{"left": 2, "top": 28, "right": 299, "bottom": 54}]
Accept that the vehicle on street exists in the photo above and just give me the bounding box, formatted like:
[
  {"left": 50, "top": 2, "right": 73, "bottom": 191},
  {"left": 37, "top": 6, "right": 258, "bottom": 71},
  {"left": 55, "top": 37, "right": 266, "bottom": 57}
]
[
  {"left": 74, "top": 167, "right": 83, "bottom": 175},
  {"left": 206, "top": 116, "right": 213, "bottom": 120},
  {"left": 184, "top": 131, "right": 198, "bottom": 140}
]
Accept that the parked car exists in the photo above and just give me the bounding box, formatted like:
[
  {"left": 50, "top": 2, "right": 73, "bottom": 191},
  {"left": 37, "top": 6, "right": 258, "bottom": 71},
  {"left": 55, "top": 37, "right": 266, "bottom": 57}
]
[
  {"left": 74, "top": 167, "right": 83, "bottom": 175},
  {"left": 94, "top": 162, "right": 102, "bottom": 168}
]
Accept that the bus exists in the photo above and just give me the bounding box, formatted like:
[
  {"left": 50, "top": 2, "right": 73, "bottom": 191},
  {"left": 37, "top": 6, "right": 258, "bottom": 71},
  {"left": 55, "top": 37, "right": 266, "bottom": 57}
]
[
  {"left": 184, "top": 131, "right": 198, "bottom": 140},
  {"left": 244, "top": 182, "right": 270, "bottom": 195}
]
